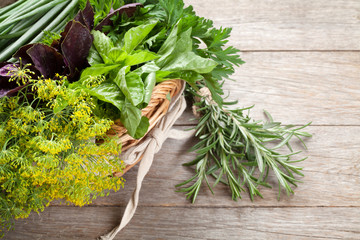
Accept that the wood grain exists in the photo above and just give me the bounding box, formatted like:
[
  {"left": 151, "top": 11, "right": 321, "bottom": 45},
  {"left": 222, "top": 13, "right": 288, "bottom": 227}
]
[
  {"left": 5, "top": 206, "right": 360, "bottom": 240},
  {"left": 2, "top": 0, "right": 360, "bottom": 50},
  {"left": 5, "top": 125, "right": 359, "bottom": 239},
  {"left": 71, "top": 126, "right": 359, "bottom": 208},
  {"left": 1, "top": 0, "right": 360, "bottom": 239},
  {"left": 176, "top": 52, "right": 360, "bottom": 126},
  {"left": 185, "top": 0, "right": 360, "bottom": 50}
]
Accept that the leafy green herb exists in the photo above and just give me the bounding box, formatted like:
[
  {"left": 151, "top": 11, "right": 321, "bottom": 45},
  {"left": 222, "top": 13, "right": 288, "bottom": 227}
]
[
  {"left": 40, "top": 30, "right": 61, "bottom": 46},
  {"left": 176, "top": 90, "right": 311, "bottom": 203},
  {"left": 124, "top": 21, "right": 158, "bottom": 53},
  {"left": 100, "top": 0, "right": 245, "bottom": 105},
  {"left": 78, "top": 0, "right": 124, "bottom": 26},
  {"left": 74, "top": 26, "right": 161, "bottom": 138}
]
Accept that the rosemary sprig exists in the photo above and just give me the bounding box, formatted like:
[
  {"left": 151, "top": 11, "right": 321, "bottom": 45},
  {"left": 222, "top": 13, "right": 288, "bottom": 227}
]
[{"left": 176, "top": 89, "right": 312, "bottom": 203}]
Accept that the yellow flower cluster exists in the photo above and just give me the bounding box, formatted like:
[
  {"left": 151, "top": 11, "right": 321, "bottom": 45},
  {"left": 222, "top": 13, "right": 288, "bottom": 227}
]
[
  {"left": 31, "top": 136, "right": 72, "bottom": 155},
  {"left": 34, "top": 78, "right": 65, "bottom": 101},
  {"left": 7, "top": 59, "right": 35, "bottom": 86},
  {"left": 82, "top": 75, "right": 106, "bottom": 88},
  {"left": 0, "top": 77, "right": 125, "bottom": 226},
  {"left": 6, "top": 96, "right": 19, "bottom": 110}
]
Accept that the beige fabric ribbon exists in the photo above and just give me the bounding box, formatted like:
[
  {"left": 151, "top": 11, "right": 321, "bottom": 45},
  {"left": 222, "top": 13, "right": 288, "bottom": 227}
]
[{"left": 99, "top": 83, "right": 190, "bottom": 240}]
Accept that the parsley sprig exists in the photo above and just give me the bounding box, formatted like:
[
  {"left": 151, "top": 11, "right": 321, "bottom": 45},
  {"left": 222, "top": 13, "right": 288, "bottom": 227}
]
[{"left": 176, "top": 89, "right": 312, "bottom": 202}]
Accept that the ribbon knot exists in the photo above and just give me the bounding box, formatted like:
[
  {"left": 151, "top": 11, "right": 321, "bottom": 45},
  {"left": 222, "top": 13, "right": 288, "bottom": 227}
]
[{"left": 149, "top": 127, "right": 166, "bottom": 150}]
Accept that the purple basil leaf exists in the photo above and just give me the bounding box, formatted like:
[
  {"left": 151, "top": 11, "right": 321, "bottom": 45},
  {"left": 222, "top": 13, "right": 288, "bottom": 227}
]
[
  {"left": 81, "top": 0, "right": 94, "bottom": 30},
  {"left": 74, "top": 11, "right": 87, "bottom": 28},
  {"left": 0, "top": 89, "right": 8, "bottom": 98},
  {"left": 0, "top": 63, "right": 18, "bottom": 77},
  {"left": 61, "top": 21, "right": 93, "bottom": 81},
  {"left": 0, "top": 63, "right": 18, "bottom": 93},
  {"left": 13, "top": 44, "right": 35, "bottom": 64},
  {"left": 53, "top": 20, "right": 74, "bottom": 53},
  {"left": 27, "top": 44, "right": 66, "bottom": 79},
  {"left": 95, "top": 3, "right": 143, "bottom": 32},
  {"left": 5, "top": 83, "right": 29, "bottom": 98},
  {"left": 74, "top": 1, "right": 94, "bottom": 31},
  {"left": 0, "top": 62, "right": 28, "bottom": 98}
]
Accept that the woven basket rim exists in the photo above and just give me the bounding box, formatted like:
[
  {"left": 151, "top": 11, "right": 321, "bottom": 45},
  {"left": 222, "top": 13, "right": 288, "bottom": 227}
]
[{"left": 111, "top": 79, "right": 185, "bottom": 177}]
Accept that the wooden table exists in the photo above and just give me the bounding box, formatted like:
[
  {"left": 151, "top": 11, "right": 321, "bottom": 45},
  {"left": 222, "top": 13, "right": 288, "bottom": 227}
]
[{"left": 3, "top": 0, "right": 360, "bottom": 239}]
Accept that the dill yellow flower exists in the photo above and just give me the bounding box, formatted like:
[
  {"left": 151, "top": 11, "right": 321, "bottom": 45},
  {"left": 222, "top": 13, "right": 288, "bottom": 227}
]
[{"left": 1, "top": 73, "right": 125, "bottom": 232}]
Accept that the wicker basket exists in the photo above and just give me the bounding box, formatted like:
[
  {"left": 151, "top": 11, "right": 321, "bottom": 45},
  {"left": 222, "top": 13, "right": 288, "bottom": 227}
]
[{"left": 107, "top": 79, "right": 185, "bottom": 176}]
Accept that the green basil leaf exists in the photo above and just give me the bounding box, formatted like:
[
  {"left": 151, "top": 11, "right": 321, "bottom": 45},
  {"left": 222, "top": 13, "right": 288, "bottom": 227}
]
[
  {"left": 157, "top": 27, "right": 217, "bottom": 74},
  {"left": 133, "top": 61, "right": 160, "bottom": 75},
  {"left": 179, "top": 70, "right": 203, "bottom": 83},
  {"left": 79, "top": 64, "right": 120, "bottom": 82},
  {"left": 108, "top": 47, "right": 127, "bottom": 63},
  {"left": 156, "top": 70, "right": 173, "bottom": 82},
  {"left": 87, "top": 45, "right": 103, "bottom": 65},
  {"left": 87, "top": 82, "right": 125, "bottom": 111},
  {"left": 143, "top": 72, "right": 156, "bottom": 104},
  {"left": 92, "top": 30, "right": 114, "bottom": 64},
  {"left": 114, "top": 67, "right": 145, "bottom": 106},
  {"left": 120, "top": 101, "right": 142, "bottom": 137},
  {"left": 124, "top": 21, "right": 158, "bottom": 53},
  {"left": 133, "top": 116, "right": 150, "bottom": 139},
  {"left": 124, "top": 50, "right": 159, "bottom": 66},
  {"left": 162, "top": 51, "right": 217, "bottom": 74},
  {"left": 157, "top": 24, "right": 179, "bottom": 62}
]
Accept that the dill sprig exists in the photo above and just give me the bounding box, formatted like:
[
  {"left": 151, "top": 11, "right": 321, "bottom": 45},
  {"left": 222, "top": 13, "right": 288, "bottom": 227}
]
[{"left": 177, "top": 88, "right": 312, "bottom": 203}]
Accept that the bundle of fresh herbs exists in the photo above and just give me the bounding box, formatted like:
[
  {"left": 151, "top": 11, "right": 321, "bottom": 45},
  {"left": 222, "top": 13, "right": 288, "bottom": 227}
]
[{"left": 0, "top": 0, "right": 311, "bottom": 236}]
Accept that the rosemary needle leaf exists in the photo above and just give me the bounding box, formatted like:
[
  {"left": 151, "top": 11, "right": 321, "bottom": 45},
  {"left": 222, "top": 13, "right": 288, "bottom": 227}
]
[{"left": 177, "top": 94, "right": 311, "bottom": 203}]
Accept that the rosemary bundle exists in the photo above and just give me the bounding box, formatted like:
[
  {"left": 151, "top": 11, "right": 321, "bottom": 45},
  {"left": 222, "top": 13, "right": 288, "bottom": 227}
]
[{"left": 177, "top": 88, "right": 312, "bottom": 202}]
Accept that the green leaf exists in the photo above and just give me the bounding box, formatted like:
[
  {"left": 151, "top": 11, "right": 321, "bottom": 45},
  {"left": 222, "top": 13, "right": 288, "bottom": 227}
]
[
  {"left": 114, "top": 67, "right": 145, "bottom": 106},
  {"left": 156, "top": 25, "right": 187, "bottom": 66},
  {"left": 53, "top": 95, "right": 68, "bottom": 114},
  {"left": 124, "top": 21, "right": 158, "bottom": 53},
  {"left": 87, "top": 44, "right": 103, "bottom": 65},
  {"left": 92, "top": 30, "right": 114, "bottom": 64},
  {"left": 79, "top": 64, "right": 120, "bottom": 82},
  {"left": 159, "top": 0, "right": 184, "bottom": 26},
  {"left": 133, "top": 61, "right": 160, "bottom": 75},
  {"left": 124, "top": 50, "right": 159, "bottom": 66},
  {"left": 178, "top": 71, "right": 203, "bottom": 83},
  {"left": 87, "top": 82, "right": 125, "bottom": 112},
  {"left": 144, "top": 28, "right": 167, "bottom": 48},
  {"left": 157, "top": 27, "right": 217, "bottom": 74},
  {"left": 143, "top": 72, "right": 156, "bottom": 104},
  {"left": 120, "top": 101, "right": 142, "bottom": 137},
  {"left": 108, "top": 47, "right": 127, "bottom": 63},
  {"left": 133, "top": 116, "right": 150, "bottom": 139},
  {"left": 157, "top": 23, "right": 179, "bottom": 58},
  {"left": 162, "top": 51, "right": 217, "bottom": 73},
  {"left": 156, "top": 70, "right": 173, "bottom": 82},
  {"left": 166, "top": 92, "right": 171, "bottom": 101}
]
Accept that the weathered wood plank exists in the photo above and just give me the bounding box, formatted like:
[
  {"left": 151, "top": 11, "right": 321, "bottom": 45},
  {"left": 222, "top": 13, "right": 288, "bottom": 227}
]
[
  {"left": 6, "top": 206, "right": 360, "bottom": 239},
  {"left": 176, "top": 52, "right": 360, "bottom": 126},
  {"left": 47, "top": 126, "right": 360, "bottom": 207},
  {"left": 2, "top": 0, "right": 359, "bottom": 51},
  {"left": 1, "top": 1, "right": 359, "bottom": 240},
  {"left": 185, "top": 0, "right": 360, "bottom": 50}
]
